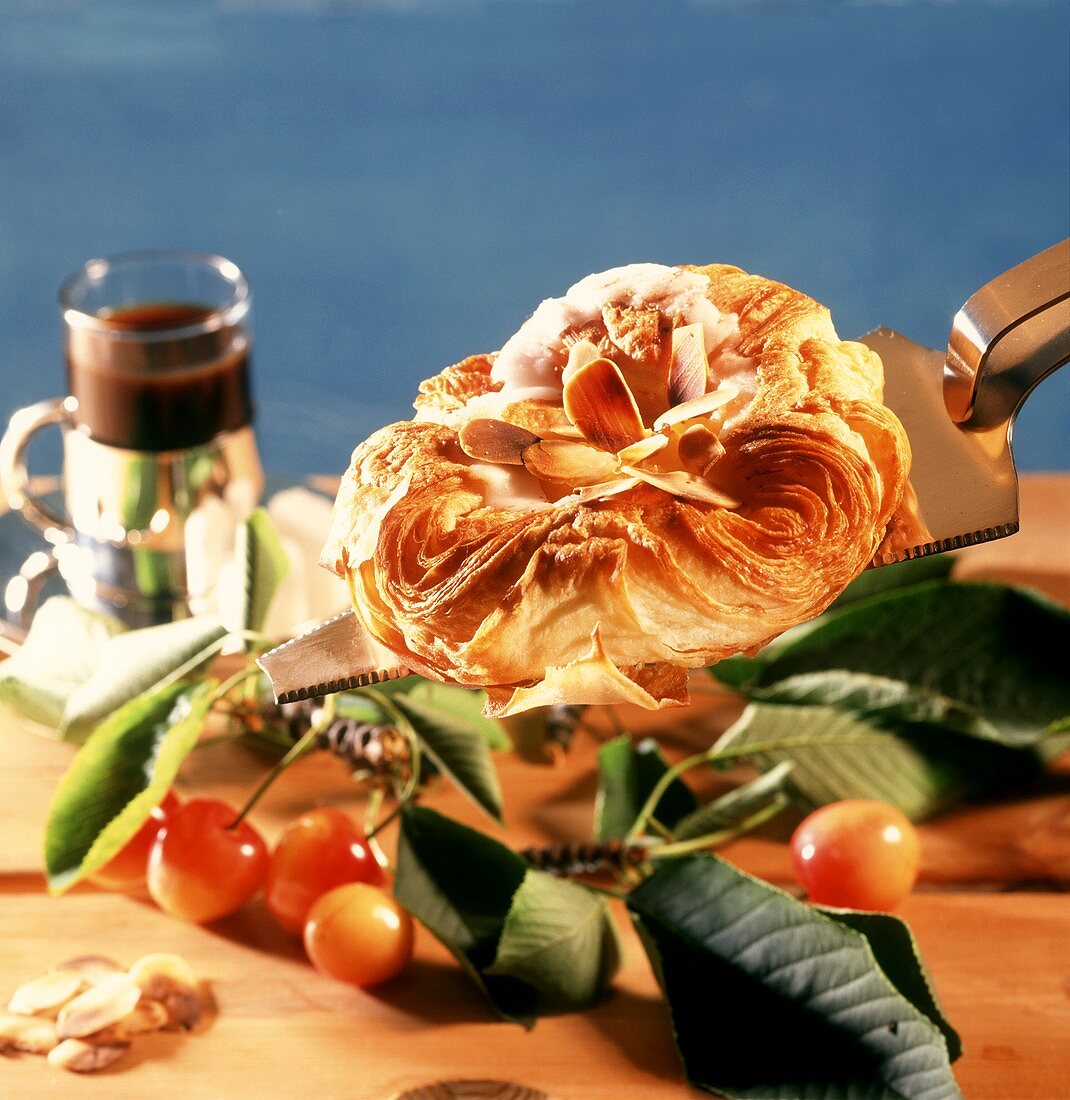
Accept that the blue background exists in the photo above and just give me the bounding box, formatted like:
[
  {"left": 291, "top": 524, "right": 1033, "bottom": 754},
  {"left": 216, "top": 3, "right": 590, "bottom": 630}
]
[{"left": 0, "top": 0, "right": 1067, "bottom": 480}]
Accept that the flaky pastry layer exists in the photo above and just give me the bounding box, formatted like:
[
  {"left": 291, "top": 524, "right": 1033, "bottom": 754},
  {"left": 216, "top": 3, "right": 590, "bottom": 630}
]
[{"left": 322, "top": 264, "right": 911, "bottom": 715}]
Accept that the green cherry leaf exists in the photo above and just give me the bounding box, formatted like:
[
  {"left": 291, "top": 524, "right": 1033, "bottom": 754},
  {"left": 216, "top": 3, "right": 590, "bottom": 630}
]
[
  {"left": 389, "top": 692, "right": 503, "bottom": 822},
  {"left": 819, "top": 907, "right": 962, "bottom": 1062},
  {"left": 830, "top": 556, "right": 955, "bottom": 610},
  {"left": 0, "top": 597, "right": 124, "bottom": 731},
  {"left": 628, "top": 854, "right": 962, "bottom": 1099},
  {"left": 235, "top": 507, "right": 290, "bottom": 637},
  {"left": 672, "top": 761, "right": 793, "bottom": 842},
  {"left": 486, "top": 869, "right": 621, "bottom": 1008},
  {"left": 45, "top": 679, "right": 216, "bottom": 893},
  {"left": 393, "top": 805, "right": 534, "bottom": 1025},
  {"left": 60, "top": 615, "right": 227, "bottom": 741}
]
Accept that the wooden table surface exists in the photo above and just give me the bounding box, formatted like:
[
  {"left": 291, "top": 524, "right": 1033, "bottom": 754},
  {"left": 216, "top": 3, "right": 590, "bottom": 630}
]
[{"left": 1, "top": 473, "right": 1068, "bottom": 1100}]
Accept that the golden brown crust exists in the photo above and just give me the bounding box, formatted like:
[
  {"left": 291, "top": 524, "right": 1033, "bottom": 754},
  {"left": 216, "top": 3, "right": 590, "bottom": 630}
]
[
  {"left": 322, "top": 264, "right": 911, "bottom": 714},
  {"left": 413, "top": 353, "right": 498, "bottom": 416}
]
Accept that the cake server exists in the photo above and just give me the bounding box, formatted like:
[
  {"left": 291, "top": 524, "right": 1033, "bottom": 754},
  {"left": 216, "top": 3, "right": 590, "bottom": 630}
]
[
  {"left": 864, "top": 237, "right": 1068, "bottom": 564},
  {"left": 259, "top": 239, "right": 1069, "bottom": 704},
  {"left": 257, "top": 608, "right": 412, "bottom": 704}
]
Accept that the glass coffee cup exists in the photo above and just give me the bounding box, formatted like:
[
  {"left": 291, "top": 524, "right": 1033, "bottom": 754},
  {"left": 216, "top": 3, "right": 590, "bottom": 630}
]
[{"left": 0, "top": 250, "right": 264, "bottom": 626}]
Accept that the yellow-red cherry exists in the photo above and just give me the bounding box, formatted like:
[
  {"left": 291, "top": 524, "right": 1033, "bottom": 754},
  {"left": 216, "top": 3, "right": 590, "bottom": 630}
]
[
  {"left": 91, "top": 790, "right": 181, "bottom": 891},
  {"left": 147, "top": 798, "right": 269, "bottom": 923},
  {"left": 790, "top": 799, "right": 921, "bottom": 911},
  {"left": 266, "top": 807, "right": 384, "bottom": 934},
  {"left": 303, "top": 883, "right": 414, "bottom": 987}
]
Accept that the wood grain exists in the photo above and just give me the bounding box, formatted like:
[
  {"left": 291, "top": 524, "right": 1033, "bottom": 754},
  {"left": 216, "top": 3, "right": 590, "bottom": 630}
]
[
  {"left": 0, "top": 473, "right": 1067, "bottom": 1097},
  {"left": 0, "top": 889, "right": 1066, "bottom": 1098}
]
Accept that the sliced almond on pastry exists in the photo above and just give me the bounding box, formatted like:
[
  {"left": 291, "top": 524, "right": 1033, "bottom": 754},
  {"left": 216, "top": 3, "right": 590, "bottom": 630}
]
[
  {"left": 522, "top": 440, "right": 618, "bottom": 485},
  {"left": 570, "top": 476, "right": 642, "bottom": 505},
  {"left": 617, "top": 433, "right": 669, "bottom": 465},
  {"left": 677, "top": 422, "right": 726, "bottom": 474},
  {"left": 458, "top": 418, "right": 541, "bottom": 465},
  {"left": 543, "top": 423, "right": 587, "bottom": 442},
  {"left": 563, "top": 358, "right": 646, "bottom": 452},
  {"left": 561, "top": 338, "right": 606, "bottom": 384},
  {"left": 653, "top": 383, "right": 739, "bottom": 431},
  {"left": 668, "top": 323, "right": 708, "bottom": 405},
  {"left": 620, "top": 465, "right": 739, "bottom": 508}
]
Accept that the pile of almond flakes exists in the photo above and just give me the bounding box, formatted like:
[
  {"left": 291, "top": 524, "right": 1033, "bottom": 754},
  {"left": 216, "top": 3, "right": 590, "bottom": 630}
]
[{"left": 0, "top": 953, "right": 201, "bottom": 1073}]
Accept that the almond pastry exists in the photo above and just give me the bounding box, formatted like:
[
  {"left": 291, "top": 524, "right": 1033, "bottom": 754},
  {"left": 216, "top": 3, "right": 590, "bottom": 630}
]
[{"left": 322, "top": 263, "right": 911, "bottom": 716}]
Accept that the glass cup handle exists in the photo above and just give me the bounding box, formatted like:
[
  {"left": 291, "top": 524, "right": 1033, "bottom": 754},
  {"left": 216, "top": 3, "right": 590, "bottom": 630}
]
[{"left": 0, "top": 396, "right": 77, "bottom": 544}]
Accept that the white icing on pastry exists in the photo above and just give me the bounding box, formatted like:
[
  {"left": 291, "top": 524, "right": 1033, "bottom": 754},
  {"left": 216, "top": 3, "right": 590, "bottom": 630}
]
[
  {"left": 443, "top": 263, "right": 756, "bottom": 430},
  {"left": 494, "top": 264, "right": 728, "bottom": 390},
  {"left": 464, "top": 461, "right": 548, "bottom": 511}
]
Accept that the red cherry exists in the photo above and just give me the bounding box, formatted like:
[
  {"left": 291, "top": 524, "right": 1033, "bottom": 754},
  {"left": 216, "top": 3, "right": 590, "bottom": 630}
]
[
  {"left": 92, "top": 790, "right": 181, "bottom": 892},
  {"left": 790, "top": 799, "right": 921, "bottom": 911},
  {"left": 266, "top": 808, "right": 384, "bottom": 935},
  {"left": 147, "top": 798, "right": 268, "bottom": 922}
]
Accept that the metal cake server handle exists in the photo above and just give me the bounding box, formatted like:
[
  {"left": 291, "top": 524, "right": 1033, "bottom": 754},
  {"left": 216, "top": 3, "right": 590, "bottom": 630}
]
[{"left": 944, "top": 238, "right": 1070, "bottom": 431}]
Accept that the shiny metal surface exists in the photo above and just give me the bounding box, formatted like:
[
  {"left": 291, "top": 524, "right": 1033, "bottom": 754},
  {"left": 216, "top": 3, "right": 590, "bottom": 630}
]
[
  {"left": 0, "top": 396, "right": 78, "bottom": 544},
  {"left": 62, "top": 424, "right": 262, "bottom": 555},
  {"left": 61, "top": 426, "right": 263, "bottom": 625},
  {"left": 257, "top": 609, "right": 412, "bottom": 705},
  {"left": 863, "top": 327, "right": 1021, "bottom": 564},
  {"left": 0, "top": 403, "right": 264, "bottom": 625},
  {"left": 945, "top": 239, "right": 1070, "bottom": 429},
  {"left": 863, "top": 240, "right": 1069, "bottom": 566}
]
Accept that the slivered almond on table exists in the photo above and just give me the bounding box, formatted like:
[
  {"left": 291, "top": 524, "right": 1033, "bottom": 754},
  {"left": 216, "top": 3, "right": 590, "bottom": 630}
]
[{"left": 2, "top": 952, "right": 204, "bottom": 1074}]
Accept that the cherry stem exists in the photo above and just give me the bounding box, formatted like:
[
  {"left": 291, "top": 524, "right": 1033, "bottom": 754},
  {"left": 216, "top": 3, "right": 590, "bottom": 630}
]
[
  {"left": 625, "top": 731, "right": 867, "bottom": 842},
  {"left": 357, "top": 686, "right": 423, "bottom": 803},
  {"left": 227, "top": 696, "right": 337, "bottom": 830},
  {"left": 209, "top": 663, "right": 261, "bottom": 706},
  {"left": 644, "top": 795, "right": 791, "bottom": 861},
  {"left": 362, "top": 787, "right": 391, "bottom": 868},
  {"left": 581, "top": 882, "right": 629, "bottom": 901},
  {"left": 363, "top": 786, "right": 384, "bottom": 832},
  {"left": 624, "top": 749, "right": 710, "bottom": 842},
  {"left": 366, "top": 801, "right": 403, "bottom": 841}
]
